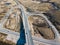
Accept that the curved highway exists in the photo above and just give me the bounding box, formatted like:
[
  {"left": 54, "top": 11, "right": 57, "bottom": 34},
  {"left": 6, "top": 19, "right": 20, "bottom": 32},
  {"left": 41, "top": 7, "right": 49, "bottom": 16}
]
[{"left": 0, "top": 0, "right": 60, "bottom": 45}]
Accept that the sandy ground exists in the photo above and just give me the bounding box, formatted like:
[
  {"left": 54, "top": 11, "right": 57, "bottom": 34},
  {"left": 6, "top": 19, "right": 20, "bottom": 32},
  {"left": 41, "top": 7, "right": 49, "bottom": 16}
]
[
  {"left": 19, "top": 0, "right": 53, "bottom": 12},
  {"left": 0, "top": 0, "right": 60, "bottom": 45},
  {"left": 4, "top": 8, "right": 21, "bottom": 32},
  {"left": 0, "top": 1, "right": 20, "bottom": 45},
  {"left": 0, "top": 0, "right": 17, "bottom": 21},
  {"left": 28, "top": 15, "right": 55, "bottom": 40}
]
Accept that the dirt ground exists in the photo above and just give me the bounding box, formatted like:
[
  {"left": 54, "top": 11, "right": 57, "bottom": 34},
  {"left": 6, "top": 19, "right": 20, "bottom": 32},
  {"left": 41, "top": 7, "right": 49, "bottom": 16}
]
[
  {"left": 0, "top": 0, "right": 60, "bottom": 45},
  {"left": 19, "top": 0, "right": 53, "bottom": 12},
  {"left": 28, "top": 15, "right": 55, "bottom": 40}
]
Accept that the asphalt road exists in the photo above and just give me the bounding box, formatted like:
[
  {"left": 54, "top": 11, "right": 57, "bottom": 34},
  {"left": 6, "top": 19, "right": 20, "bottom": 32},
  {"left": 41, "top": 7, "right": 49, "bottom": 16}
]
[{"left": 0, "top": 0, "right": 60, "bottom": 45}]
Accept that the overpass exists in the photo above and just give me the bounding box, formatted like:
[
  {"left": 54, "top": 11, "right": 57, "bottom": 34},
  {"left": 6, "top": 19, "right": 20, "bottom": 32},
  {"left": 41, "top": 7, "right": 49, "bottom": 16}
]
[{"left": 0, "top": 0, "right": 60, "bottom": 45}]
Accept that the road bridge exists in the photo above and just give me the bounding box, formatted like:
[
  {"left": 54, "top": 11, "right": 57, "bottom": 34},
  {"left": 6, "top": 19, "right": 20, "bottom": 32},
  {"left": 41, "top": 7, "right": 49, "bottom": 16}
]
[{"left": 0, "top": 0, "right": 60, "bottom": 45}]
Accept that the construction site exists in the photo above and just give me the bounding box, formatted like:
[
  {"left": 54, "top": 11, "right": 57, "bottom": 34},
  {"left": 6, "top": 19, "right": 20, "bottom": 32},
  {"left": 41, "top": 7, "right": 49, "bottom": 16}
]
[{"left": 0, "top": 0, "right": 60, "bottom": 45}]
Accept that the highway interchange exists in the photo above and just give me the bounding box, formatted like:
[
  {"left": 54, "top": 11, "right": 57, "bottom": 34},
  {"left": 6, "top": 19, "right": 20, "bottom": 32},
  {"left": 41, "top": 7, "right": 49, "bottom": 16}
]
[{"left": 0, "top": 0, "right": 60, "bottom": 45}]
